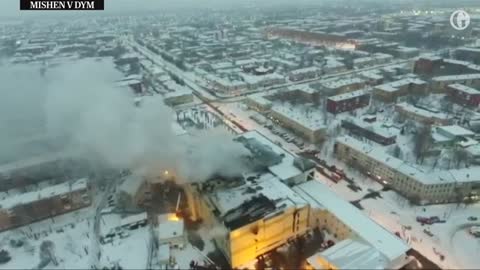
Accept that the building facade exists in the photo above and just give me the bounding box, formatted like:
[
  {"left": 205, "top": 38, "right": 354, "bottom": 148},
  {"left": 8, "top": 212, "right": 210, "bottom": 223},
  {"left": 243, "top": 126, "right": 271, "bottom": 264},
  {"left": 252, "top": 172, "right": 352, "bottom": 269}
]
[
  {"left": 334, "top": 136, "right": 480, "bottom": 204},
  {"left": 447, "top": 83, "right": 480, "bottom": 108},
  {"left": 0, "top": 178, "right": 91, "bottom": 232},
  {"left": 326, "top": 90, "right": 370, "bottom": 114}
]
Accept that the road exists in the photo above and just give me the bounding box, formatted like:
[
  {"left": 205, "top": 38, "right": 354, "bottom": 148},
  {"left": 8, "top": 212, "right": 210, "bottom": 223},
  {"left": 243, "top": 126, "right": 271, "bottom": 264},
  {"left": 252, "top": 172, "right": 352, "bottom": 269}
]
[{"left": 90, "top": 178, "right": 119, "bottom": 269}]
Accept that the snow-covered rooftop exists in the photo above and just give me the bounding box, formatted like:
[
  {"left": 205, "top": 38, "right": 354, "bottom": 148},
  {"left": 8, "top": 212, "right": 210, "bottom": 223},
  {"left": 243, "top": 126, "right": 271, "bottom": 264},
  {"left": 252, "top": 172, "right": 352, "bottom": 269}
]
[
  {"left": 271, "top": 104, "right": 327, "bottom": 131},
  {"left": 247, "top": 93, "right": 272, "bottom": 107},
  {"left": 290, "top": 66, "right": 319, "bottom": 75},
  {"left": 375, "top": 78, "right": 426, "bottom": 93},
  {"left": 437, "top": 125, "right": 475, "bottom": 138},
  {"left": 121, "top": 212, "right": 147, "bottom": 227},
  {"left": 0, "top": 152, "right": 65, "bottom": 176},
  {"left": 240, "top": 130, "right": 302, "bottom": 181},
  {"left": 0, "top": 178, "right": 88, "bottom": 209},
  {"left": 322, "top": 77, "right": 365, "bottom": 90},
  {"left": 241, "top": 72, "right": 285, "bottom": 85},
  {"left": 396, "top": 102, "right": 449, "bottom": 120},
  {"left": 328, "top": 89, "right": 369, "bottom": 102},
  {"left": 294, "top": 180, "right": 410, "bottom": 261},
  {"left": 118, "top": 174, "right": 144, "bottom": 196},
  {"left": 336, "top": 135, "right": 480, "bottom": 185},
  {"left": 307, "top": 238, "right": 390, "bottom": 269},
  {"left": 448, "top": 83, "right": 480, "bottom": 95},
  {"left": 209, "top": 174, "right": 307, "bottom": 231},
  {"left": 157, "top": 213, "right": 185, "bottom": 241},
  {"left": 432, "top": 73, "right": 480, "bottom": 82}
]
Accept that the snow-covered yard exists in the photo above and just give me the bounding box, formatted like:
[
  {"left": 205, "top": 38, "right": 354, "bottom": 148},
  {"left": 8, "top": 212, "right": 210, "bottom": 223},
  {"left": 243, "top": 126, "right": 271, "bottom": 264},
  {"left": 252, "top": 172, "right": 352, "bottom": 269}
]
[
  {"left": 0, "top": 209, "right": 94, "bottom": 269},
  {"left": 99, "top": 227, "right": 150, "bottom": 269}
]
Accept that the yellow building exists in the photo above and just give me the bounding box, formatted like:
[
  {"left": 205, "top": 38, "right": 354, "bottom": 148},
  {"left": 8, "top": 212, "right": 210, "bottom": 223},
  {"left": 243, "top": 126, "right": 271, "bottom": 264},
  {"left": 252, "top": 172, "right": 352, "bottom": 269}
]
[
  {"left": 196, "top": 175, "right": 309, "bottom": 268},
  {"left": 269, "top": 105, "right": 326, "bottom": 143}
]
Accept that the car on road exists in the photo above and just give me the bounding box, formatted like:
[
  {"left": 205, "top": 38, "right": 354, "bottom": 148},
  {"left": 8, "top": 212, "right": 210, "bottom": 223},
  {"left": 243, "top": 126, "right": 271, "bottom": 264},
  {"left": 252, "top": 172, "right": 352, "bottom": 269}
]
[
  {"left": 417, "top": 216, "right": 445, "bottom": 225},
  {"left": 469, "top": 226, "right": 480, "bottom": 238},
  {"left": 423, "top": 229, "right": 434, "bottom": 237}
]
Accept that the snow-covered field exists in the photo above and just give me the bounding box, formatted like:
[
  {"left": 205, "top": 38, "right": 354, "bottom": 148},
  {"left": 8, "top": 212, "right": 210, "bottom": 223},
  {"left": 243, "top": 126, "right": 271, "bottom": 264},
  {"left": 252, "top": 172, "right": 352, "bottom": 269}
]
[{"left": 0, "top": 209, "right": 94, "bottom": 269}]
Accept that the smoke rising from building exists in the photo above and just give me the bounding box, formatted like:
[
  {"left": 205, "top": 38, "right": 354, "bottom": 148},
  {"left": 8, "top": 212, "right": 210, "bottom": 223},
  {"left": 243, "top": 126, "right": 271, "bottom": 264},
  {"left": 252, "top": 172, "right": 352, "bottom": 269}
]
[{"left": 1, "top": 58, "right": 248, "bottom": 182}]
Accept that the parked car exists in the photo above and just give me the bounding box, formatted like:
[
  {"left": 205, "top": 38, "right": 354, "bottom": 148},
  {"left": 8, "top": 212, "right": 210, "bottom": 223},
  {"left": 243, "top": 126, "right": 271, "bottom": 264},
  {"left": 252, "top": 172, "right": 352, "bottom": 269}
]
[
  {"left": 395, "top": 232, "right": 401, "bottom": 238},
  {"left": 468, "top": 216, "right": 478, "bottom": 221}
]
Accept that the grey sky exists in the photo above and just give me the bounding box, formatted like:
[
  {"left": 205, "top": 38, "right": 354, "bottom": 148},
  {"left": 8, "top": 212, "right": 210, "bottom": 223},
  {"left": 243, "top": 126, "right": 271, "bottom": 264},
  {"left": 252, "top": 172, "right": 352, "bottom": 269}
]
[{"left": 0, "top": 0, "right": 325, "bottom": 18}]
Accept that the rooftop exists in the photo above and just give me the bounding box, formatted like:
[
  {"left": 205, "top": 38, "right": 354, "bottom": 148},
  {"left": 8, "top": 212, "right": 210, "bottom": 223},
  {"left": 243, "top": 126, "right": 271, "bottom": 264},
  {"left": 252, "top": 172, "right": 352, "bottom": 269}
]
[
  {"left": 239, "top": 130, "right": 304, "bottom": 180},
  {"left": 336, "top": 135, "right": 480, "bottom": 185},
  {"left": 157, "top": 213, "right": 185, "bottom": 240},
  {"left": 211, "top": 174, "right": 307, "bottom": 230},
  {"left": 448, "top": 83, "right": 480, "bottom": 95},
  {"left": 0, "top": 152, "right": 65, "bottom": 176},
  {"left": 271, "top": 104, "right": 327, "bottom": 131},
  {"left": 432, "top": 73, "right": 480, "bottom": 82},
  {"left": 0, "top": 178, "right": 88, "bottom": 209},
  {"left": 247, "top": 93, "right": 273, "bottom": 107},
  {"left": 328, "top": 89, "right": 369, "bottom": 102},
  {"left": 322, "top": 77, "right": 365, "bottom": 90},
  {"left": 396, "top": 102, "right": 449, "bottom": 120},
  {"left": 294, "top": 180, "right": 410, "bottom": 261},
  {"left": 307, "top": 238, "right": 390, "bottom": 269},
  {"left": 375, "top": 78, "right": 426, "bottom": 93}
]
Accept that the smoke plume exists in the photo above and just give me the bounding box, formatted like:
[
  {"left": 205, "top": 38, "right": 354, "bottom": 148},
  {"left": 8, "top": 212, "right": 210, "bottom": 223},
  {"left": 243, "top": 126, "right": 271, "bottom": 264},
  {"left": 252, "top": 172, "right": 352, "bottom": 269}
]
[{"left": 1, "top": 58, "right": 247, "bottom": 182}]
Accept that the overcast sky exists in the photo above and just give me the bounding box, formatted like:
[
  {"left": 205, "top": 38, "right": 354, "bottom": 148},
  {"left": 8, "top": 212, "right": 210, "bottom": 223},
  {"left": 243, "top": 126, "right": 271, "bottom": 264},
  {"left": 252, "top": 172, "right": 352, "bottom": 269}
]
[{"left": 0, "top": 0, "right": 328, "bottom": 18}]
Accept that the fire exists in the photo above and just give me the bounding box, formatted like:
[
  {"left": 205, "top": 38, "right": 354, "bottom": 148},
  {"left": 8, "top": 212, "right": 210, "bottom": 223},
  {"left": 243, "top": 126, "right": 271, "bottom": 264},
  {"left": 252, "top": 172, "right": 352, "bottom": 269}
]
[{"left": 167, "top": 213, "right": 180, "bottom": 221}]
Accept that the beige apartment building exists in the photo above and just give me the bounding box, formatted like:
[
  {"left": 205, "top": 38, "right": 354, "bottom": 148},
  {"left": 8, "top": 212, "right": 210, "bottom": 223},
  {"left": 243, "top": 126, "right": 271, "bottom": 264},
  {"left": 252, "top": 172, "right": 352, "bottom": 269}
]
[
  {"left": 334, "top": 136, "right": 480, "bottom": 204},
  {"left": 269, "top": 105, "right": 326, "bottom": 143}
]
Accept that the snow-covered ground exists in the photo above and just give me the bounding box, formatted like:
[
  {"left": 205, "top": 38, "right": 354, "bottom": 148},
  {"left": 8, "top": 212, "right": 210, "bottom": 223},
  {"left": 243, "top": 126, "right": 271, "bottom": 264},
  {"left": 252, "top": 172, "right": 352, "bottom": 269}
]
[
  {"left": 0, "top": 209, "right": 94, "bottom": 269},
  {"left": 317, "top": 170, "right": 480, "bottom": 269},
  {"left": 99, "top": 227, "right": 150, "bottom": 269}
]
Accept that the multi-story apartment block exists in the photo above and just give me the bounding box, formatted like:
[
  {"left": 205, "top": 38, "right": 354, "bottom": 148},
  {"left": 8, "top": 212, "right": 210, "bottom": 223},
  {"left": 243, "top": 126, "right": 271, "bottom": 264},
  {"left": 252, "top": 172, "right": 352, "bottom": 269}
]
[{"left": 334, "top": 136, "right": 480, "bottom": 204}]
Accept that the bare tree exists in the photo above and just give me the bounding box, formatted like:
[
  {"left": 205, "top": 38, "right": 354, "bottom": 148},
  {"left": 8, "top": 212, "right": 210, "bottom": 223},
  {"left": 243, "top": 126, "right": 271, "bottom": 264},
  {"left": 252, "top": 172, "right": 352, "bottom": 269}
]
[
  {"left": 413, "top": 125, "right": 432, "bottom": 164},
  {"left": 39, "top": 240, "right": 57, "bottom": 266},
  {"left": 452, "top": 148, "right": 470, "bottom": 169},
  {"left": 392, "top": 145, "right": 403, "bottom": 159}
]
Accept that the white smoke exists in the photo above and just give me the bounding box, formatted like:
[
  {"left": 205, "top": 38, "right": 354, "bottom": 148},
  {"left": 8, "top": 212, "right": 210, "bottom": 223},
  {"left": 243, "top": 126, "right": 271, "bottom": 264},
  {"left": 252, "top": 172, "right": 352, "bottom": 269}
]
[{"left": 39, "top": 58, "right": 247, "bottom": 182}]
